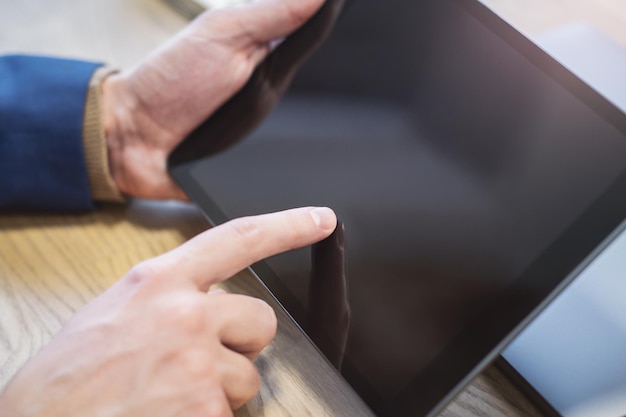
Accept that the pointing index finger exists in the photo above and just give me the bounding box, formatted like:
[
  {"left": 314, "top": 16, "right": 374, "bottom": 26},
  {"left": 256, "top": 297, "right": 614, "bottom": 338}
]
[{"left": 161, "top": 207, "right": 337, "bottom": 291}]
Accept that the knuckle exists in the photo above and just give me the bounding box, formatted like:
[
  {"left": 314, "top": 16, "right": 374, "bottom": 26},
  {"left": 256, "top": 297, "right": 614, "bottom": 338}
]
[
  {"left": 123, "top": 254, "right": 175, "bottom": 289},
  {"left": 203, "top": 398, "right": 232, "bottom": 417},
  {"left": 226, "top": 217, "right": 262, "bottom": 247},
  {"left": 284, "top": 3, "right": 311, "bottom": 30},
  {"left": 179, "top": 348, "right": 217, "bottom": 377},
  {"left": 238, "top": 361, "right": 262, "bottom": 404},
  {"left": 285, "top": 210, "right": 310, "bottom": 241},
  {"left": 124, "top": 260, "right": 158, "bottom": 287},
  {"left": 255, "top": 301, "right": 278, "bottom": 346},
  {"left": 246, "top": 363, "right": 262, "bottom": 393},
  {"left": 170, "top": 298, "right": 210, "bottom": 333}
]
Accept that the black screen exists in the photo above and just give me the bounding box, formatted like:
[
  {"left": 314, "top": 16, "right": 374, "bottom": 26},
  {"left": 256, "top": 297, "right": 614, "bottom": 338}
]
[{"left": 170, "top": 0, "right": 626, "bottom": 415}]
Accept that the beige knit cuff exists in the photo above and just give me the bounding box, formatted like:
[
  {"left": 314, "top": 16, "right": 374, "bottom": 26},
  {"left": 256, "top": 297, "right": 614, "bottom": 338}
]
[{"left": 83, "top": 66, "right": 126, "bottom": 203}]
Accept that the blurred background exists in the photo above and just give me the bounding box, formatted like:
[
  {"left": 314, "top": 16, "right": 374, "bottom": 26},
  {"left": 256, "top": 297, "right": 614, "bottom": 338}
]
[
  {"left": 483, "top": 0, "right": 626, "bottom": 47},
  {"left": 0, "top": 0, "right": 624, "bottom": 70}
]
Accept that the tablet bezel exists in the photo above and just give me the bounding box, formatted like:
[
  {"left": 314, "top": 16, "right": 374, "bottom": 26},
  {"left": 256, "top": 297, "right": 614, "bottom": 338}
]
[{"left": 168, "top": 0, "right": 626, "bottom": 415}]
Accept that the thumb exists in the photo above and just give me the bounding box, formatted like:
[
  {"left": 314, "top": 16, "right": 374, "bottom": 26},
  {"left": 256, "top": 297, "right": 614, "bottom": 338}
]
[{"left": 213, "top": 0, "right": 325, "bottom": 44}]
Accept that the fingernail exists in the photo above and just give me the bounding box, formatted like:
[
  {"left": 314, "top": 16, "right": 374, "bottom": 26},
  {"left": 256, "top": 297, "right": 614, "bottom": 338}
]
[{"left": 309, "top": 207, "right": 336, "bottom": 231}]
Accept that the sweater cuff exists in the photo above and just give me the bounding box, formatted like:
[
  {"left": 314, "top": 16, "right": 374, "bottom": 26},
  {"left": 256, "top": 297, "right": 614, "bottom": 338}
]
[{"left": 83, "top": 66, "right": 126, "bottom": 202}]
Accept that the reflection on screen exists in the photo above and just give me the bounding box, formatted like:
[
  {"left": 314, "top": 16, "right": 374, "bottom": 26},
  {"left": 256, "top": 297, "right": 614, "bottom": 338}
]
[{"left": 182, "top": 0, "right": 626, "bottom": 412}]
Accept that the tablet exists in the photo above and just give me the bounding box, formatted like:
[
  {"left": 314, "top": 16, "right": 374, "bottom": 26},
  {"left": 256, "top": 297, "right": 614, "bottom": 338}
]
[
  {"left": 499, "top": 23, "right": 626, "bottom": 417},
  {"left": 168, "top": 0, "right": 626, "bottom": 416}
]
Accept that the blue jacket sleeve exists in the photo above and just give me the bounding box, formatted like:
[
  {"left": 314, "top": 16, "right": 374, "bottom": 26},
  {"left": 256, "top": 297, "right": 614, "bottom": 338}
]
[{"left": 0, "top": 54, "right": 102, "bottom": 211}]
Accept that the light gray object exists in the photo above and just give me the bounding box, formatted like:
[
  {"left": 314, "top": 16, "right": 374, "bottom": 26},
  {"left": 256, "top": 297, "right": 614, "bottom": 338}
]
[{"left": 503, "top": 23, "right": 626, "bottom": 417}]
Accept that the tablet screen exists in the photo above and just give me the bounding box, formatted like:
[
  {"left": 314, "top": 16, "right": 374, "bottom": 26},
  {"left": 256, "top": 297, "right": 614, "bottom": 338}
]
[{"left": 169, "top": 0, "right": 626, "bottom": 415}]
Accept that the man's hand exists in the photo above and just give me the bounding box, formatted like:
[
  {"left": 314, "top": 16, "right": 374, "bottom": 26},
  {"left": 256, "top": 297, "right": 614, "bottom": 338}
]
[
  {"left": 102, "top": 0, "right": 324, "bottom": 200},
  {"left": 0, "top": 206, "right": 337, "bottom": 417}
]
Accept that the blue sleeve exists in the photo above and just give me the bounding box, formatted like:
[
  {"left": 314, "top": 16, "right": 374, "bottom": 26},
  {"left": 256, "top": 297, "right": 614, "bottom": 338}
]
[{"left": 0, "top": 54, "right": 102, "bottom": 211}]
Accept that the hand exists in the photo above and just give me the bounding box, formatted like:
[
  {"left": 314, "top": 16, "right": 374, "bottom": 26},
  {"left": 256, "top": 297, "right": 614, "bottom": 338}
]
[
  {"left": 102, "top": 0, "right": 324, "bottom": 200},
  {"left": 169, "top": 0, "right": 345, "bottom": 166},
  {"left": 0, "top": 206, "right": 337, "bottom": 417}
]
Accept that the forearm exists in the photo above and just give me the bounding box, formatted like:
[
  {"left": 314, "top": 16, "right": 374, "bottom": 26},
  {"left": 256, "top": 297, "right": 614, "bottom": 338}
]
[{"left": 0, "top": 54, "right": 123, "bottom": 211}]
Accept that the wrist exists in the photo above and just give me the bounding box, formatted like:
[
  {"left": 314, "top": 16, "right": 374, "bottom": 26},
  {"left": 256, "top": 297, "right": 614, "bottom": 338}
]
[{"left": 101, "top": 73, "right": 187, "bottom": 200}]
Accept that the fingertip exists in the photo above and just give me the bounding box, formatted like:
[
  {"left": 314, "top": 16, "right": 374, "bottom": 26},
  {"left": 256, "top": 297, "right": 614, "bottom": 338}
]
[
  {"left": 256, "top": 298, "right": 278, "bottom": 343},
  {"left": 308, "top": 206, "right": 337, "bottom": 232}
]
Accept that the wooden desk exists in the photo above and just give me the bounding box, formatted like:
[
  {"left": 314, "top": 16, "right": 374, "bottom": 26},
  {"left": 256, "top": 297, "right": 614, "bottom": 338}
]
[{"left": 1, "top": 0, "right": 624, "bottom": 416}]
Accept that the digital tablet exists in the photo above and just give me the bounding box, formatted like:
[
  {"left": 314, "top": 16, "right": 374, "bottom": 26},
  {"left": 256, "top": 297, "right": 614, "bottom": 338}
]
[
  {"left": 168, "top": 0, "right": 626, "bottom": 416},
  {"left": 499, "top": 23, "right": 626, "bottom": 417}
]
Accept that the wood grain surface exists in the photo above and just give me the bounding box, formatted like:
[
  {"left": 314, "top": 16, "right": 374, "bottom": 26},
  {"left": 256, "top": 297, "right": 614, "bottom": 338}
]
[{"left": 1, "top": 0, "right": 624, "bottom": 415}]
